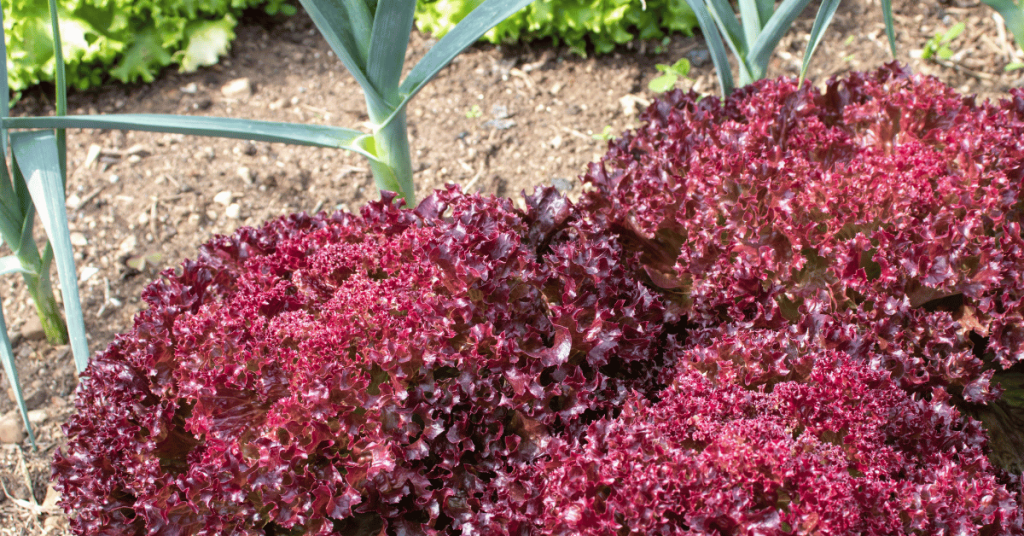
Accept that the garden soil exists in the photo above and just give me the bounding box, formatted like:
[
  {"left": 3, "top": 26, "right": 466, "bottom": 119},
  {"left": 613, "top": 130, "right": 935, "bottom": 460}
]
[{"left": 1, "top": 0, "right": 1020, "bottom": 532}]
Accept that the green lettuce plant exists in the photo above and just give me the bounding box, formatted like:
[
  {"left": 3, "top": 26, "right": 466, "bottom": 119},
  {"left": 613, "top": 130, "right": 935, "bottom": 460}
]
[
  {"left": 1, "top": 0, "right": 534, "bottom": 448},
  {"left": 2, "top": 0, "right": 294, "bottom": 95},
  {"left": 416, "top": 0, "right": 697, "bottom": 55}
]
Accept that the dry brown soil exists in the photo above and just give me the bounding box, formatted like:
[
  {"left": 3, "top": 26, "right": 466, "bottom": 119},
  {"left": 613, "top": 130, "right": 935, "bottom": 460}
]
[{"left": 1, "top": 0, "right": 1021, "bottom": 533}]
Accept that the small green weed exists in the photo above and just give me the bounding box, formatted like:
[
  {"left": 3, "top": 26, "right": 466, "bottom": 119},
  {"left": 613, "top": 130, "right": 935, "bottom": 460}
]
[
  {"left": 648, "top": 58, "right": 691, "bottom": 93},
  {"left": 922, "top": 22, "right": 966, "bottom": 60},
  {"left": 592, "top": 125, "right": 615, "bottom": 141}
]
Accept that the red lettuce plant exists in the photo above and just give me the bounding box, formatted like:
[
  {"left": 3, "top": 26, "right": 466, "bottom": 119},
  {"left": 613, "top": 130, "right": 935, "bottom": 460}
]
[
  {"left": 54, "top": 64, "right": 1024, "bottom": 535},
  {"left": 498, "top": 329, "right": 1024, "bottom": 535},
  {"left": 52, "top": 187, "right": 675, "bottom": 535},
  {"left": 579, "top": 63, "right": 1024, "bottom": 472}
]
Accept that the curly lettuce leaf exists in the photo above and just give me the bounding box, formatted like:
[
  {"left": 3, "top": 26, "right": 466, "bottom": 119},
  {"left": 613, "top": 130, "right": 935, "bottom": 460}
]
[
  {"left": 176, "top": 15, "right": 236, "bottom": 73},
  {"left": 415, "top": 0, "right": 697, "bottom": 56},
  {"left": 4, "top": 0, "right": 293, "bottom": 93}
]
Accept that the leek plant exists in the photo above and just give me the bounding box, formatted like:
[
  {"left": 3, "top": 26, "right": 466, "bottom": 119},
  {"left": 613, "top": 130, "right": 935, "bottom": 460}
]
[
  {"left": 982, "top": 0, "right": 1024, "bottom": 51},
  {"left": 1, "top": 0, "right": 534, "bottom": 448},
  {"left": 681, "top": 0, "right": 897, "bottom": 96}
]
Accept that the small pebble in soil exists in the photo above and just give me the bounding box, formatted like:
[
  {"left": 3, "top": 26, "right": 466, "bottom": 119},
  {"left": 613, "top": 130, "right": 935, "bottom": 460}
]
[
  {"left": 214, "top": 191, "right": 235, "bottom": 206},
  {"left": 69, "top": 232, "right": 88, "bottom": 247},
  {"left": 221, "top": 78, "right": 253, "bottom": 99},
  {"left": 491, "top": 104, "right": 510, "bottom": 119},
  {"left": 196, "top": 147, "right": 215, "bottom": 161},
  {"left": 180, "top": 83, "right": 199, "bottom": 94},
  {"left": 66, "top": 194, "right": 82, "bottom": 210},
  {"left": 484, "top": 118, "right": 516, "bottom": 130},
  {"left": 237, "top": 167, "right": 254, "bottom": 184},
  {"left": 79, "top": 266, "right": 100, "bottom": 284},
  {"left": 225, "top": 203, "right": 242, "bottom": 220},
  {"left": 0, "top": 412, "right": 25, "bottom": 444}
]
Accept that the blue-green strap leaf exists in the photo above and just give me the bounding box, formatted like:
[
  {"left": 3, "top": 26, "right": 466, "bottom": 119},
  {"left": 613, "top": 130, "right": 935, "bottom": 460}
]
[
  {"left": 48, "top": 0, "right": 68, "bottom": 179},
  {"left": 9, "top": 130, "right": 89, "bottom": 373},
  {"left": 799, "top": 0, "right": 841, "bottom": 84},
  {"left": 755, "top": 0, "right": 775, "bottom": 27},
  {"left": 12, "top": 164, "right": 38, "bottom": 261},
  {"left": 747, "top": 0, "right": 813, "bottom": 79},
  {"left": 366, "top": 0, "right": 416, "bottom": 113},
  {"left": 983, "top": 0, "right": 1024, "bottom": 49},
  {"left": 707, "top": 0, "right": 747, "bottom": 54},
  {"left": 398, "top": 0, "right": 535, "bottom": 110},
  {"left": 0, "top": 0, "right": 8, "bottom": 156},
  {"left": 297, "top": 0, "right": 385, "bottom": 112},
  {"left": 683, "top": 0, "right": 736, "bottom": 96},
  {"left": 704, "top": 0, "right": 756, "bottom": 84},
  {"left": 0, "top": 304, "right": 36, "bottom": 449},
  {"left": 738, "top": 0, "right": 764, "bottom": 48},
  {"left": 880, "top": 0, "right": 898, "bottom": 57},
  {"left": 4, "top": 115, "right": 376, "bottom": 160},
  {"left": 0, "top": 162, "right": 25, "bottom": 242}
]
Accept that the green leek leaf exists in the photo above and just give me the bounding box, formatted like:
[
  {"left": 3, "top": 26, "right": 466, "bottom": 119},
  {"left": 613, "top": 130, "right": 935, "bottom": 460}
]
[
  {"left": 683, "top": 0, "right": 736, "bottom": 95},
  {"left": 738, "top": 0, "right": 764, "bottom": 48},
  {"left": 4, "top": 115, "right": 375, "bottom": 160},
  {"left": 366, "top": 0, "right": 417, "bottom": 111},
  {"left": 398, "top": 0, "right": 534, "bottom": 112},
  {"left": 704, "top": 0, "right": 755, "bottom": 84},
  {"left": 0, "top": 305, "right": 36, "bottom": 449},
  {"left": 799, "top": 0, "right": 841, "bottom": 84},
  {"left": 747, "top": 0, "right": 813, "bottom": 79},
  {"left": 298, "top": 0, "right": 384, "bottom": 111},
  {"left": 880, "top": 0, "right": 898, "bottom": 57},
  {"left": 754, "top": 0, "right": 775, "bottom": 27},
  {"left": 0, "top": 256, "right": 32, "bottom": 276},
  {"left": 982, "top": 0, "right": 1024, "bottom": 49},
  {"left": 707, "top": 0, "right": 747, "bottom": 54},
  {"left": 10, "top": 130, "right": 88, "bottom": 372}
]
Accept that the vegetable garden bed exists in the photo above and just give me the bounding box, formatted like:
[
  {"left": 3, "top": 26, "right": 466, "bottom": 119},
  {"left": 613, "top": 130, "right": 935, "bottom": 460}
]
[{"left": 2, "top": 0, "right": 1024, "bottom": 533}]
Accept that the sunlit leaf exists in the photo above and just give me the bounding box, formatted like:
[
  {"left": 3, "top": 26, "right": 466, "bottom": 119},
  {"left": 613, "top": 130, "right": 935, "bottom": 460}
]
[
  {"left": 177, "top": 15, "right": 236, "bottom": 72},
  {"left": 9, "top": 131, "right": 89, "bottom": 373},
  {"left": 0, "top": 256, "right": 33, "bottom": 276}
]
